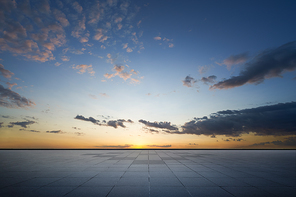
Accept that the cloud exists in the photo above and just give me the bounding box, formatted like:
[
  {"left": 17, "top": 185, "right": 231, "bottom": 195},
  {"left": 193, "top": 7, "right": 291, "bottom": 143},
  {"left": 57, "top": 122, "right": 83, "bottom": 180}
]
[
  {"left": 1, "top": 115, "right": 12, "bottom": 118},
  {"left": 114, "top": 17, "right": 123, "bottom": 23},
  {"left": 74, "top": 132, "right": 85, "bottom": 136},
  {"left": 188, "top": 143, "right": 198, "bottom": 146},
  {"left": 97, "top": 144, "right": 133, "bottom": 148},
  {"left": 105, "top": 65, "right": 138, "bottom": 82},
  {"left": 46, "top": 130, "right": 64, "bottom": 134},
  {"left": 182, "top": 76, "right": 196, "bottom": 87},
  {"left": 146, "top": 145, "right": 172, "bottom": 148},
  {"left": 6, "top": 82, "right": 17, "bottom": 89},
  {"left": 0, "top": 84, "right": 35, "bottom": 108},
  {"left": 122, "top": 43, "right": 128, "bottom": 49},
  {"left": 72, "top": 64, "right": 95, "bottom": 76},
  {"left": 0, "top": 64, "right": 14, "bottom": 78},
  {"left": 0, "top": 122, "right": 3, "bottom": 128},
  {"left": 61, "top": 56, "right": 70, "bottom": 61},
  {"left": 179, "top": 102, "right": 296, "bottom": 137},
  {"left": 55, "top": 62, "right": 61, "bottom": 66},
  {"left": 138, "top": 119, "right": 178, "bottom": 131},
  {"left": 126, "top": 47, "right": 133, "bottom": 52},
  {"left": 8, "top": 120, "right": 36, "bottom": 128},
  {"left": 251, "top": 137, "right": 296, "bottom": 147},
  {"left": 19, "top": 129, "right": 40, "bottom": 133},
  {"left": 93, "top": 29, "right": 108, "bottom": 43},
  {"left": 72, "top": 127, "right": 81, "bottom": 130},
  {"left": 53, "top": 9, "right": 69, "bottom": 27},
  {"left": 200, "top": 75, "right": 217, "bottom": 85},
  {"left": 89, "top": 94, "right": 97, "bottom": 99},
  {"left": 104, "top": 73, "right": 114, "bottom": 79},
  {"left": 198, "top": 65, "right": 211, "bottom": 74},
  {"left": 106, "top": 119, "right": 133, "bottom": 129},
  {"left": 168, "top": 43, "right": 174, "bottom": 48},
  {"left": 75, "top": 115, "right": 100, "bottom": 125},
  {"left": 71, "top": 16, "right": 86, "bottom": 38},
  {"left": 113, "top": 65, "right": 124, "bottom": 72},
  {"left": 118, "top": 72, "right": 132, "bottom": 80},
  {"left": 72, "top": 1, "right": 83, "bottom": 13},
  {"left": 154, "top": 36, "right": 161, "bottom": 40},
  {"left": 217, "top": 52, "right": 249, "bottom": 69},
  {"left": 211, "top": 41, "right": 296, "bottom": 90},
  {"left": 100, "top": 93, "right": 109, "bottom": 97},
  {"left": 80, "top": 37, "right": 89, "bottom": 43}
]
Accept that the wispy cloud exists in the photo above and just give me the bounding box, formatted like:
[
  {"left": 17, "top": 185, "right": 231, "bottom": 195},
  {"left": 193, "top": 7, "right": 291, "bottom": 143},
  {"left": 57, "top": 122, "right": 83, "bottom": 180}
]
[
  {"left": 211, "top": 41, "right": 296, "bottom": 90},
  {"left": 216, "top": 52, "right": 249, "bottom": 69},
  {"left": 72, "top": 1, "right": 83, "bottom": 13},
  {"left": 251, "top": 137, "right": 296, "bottom": 147},
  {"left": 61, "top": 56, "right": 70, "bottom": 61},
  {"left": 96, "top": 144, "right": 133, "bottom": 148},
  {"left": 6, "top": 82, "right": 17, "bottom": 90},
  {"left": 146, "top": 144, "right": 172, "bottom": 148},
  {"left": 46, "top": 130, "right": 64, "bottom": 134},
  {"left": 19, "top": 129, "right": 40, "bottom": 133},
  {"left": 0, "top": 85, "right": 35, "bottom": 108},
  {"left": 154, "top": 36, "right": 162, "bottom": 40}
]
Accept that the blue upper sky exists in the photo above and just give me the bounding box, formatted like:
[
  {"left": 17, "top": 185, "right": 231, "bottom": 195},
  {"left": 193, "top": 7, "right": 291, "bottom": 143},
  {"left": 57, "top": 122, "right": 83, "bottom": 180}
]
[{"left": 0, "top": 0, "right": 295, "bottom": 149}]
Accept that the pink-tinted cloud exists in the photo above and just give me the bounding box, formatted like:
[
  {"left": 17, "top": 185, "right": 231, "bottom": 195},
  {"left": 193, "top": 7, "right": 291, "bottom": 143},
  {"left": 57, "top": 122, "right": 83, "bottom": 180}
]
[
  {"left": 53, "top": 9, "right": 69, "bottom": 27},
  {"left": 61, "top": 56, "right": 70, "bottom": 61},
  {"left": 216, "top": 52, "right": 249, "bottom": 69},
  {"left": 126, "top": 47, "right": 133, "bottom": 52},
  {"left": 72, "top": 64, "right": 95, "bottom": 76},
  {"left": 6, "top": 82, "right": 17, "bottom": 89},
  {"left": 0, "top": 64, "right": 14, "bottom": 79},
  {"left": 154, "top": 36, "right": 161, "bottom": 40},
  {"left": 72, "top": 1, "right": 83, "bottom": 13}
]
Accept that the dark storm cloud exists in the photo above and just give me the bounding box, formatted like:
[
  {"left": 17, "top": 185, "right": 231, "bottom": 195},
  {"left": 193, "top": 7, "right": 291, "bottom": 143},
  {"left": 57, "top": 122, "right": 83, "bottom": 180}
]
[
  {"left": 182, "top": 76, "right": 196, "bottom": 87},
  {"left": 179, "top": 102, "right": 296, "bottom": 137},
  {"left": 8, "top": 120, "right": 36, "bottom": 128},
  {"left": 146, "top": 145, "right": 172, "bottom": 148},
  {"left": 46, "top": 130, "right": 64, "bottom": 134},
  {"left": 211, "top": 41, "right": 296, "bottom": 89},
  {"left": 138, "top": 119, "right": 178, "bottom": 131},
  {"left": 251, "top": 137, "right": 296, "bottom": 147},
  {"left": 74, "top": 115, "right": 100, "bottom": 125},
  {"left": 200, "top": 75, "right": 217, "bottom": 85},
  {"left": 0, "top": 85, "right": 36, "bottom": 108}
]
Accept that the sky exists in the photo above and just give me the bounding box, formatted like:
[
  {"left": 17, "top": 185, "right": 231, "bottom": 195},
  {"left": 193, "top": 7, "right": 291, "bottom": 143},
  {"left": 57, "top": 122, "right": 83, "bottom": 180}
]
[{"left": 0, "top": 0, "right": 296, "bottom": 149}]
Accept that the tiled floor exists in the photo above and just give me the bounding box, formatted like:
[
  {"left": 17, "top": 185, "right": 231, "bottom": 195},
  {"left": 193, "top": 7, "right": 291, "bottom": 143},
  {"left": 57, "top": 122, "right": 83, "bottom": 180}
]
[{"left": 0, "top": 150, "right": 295, "bottom": 197}]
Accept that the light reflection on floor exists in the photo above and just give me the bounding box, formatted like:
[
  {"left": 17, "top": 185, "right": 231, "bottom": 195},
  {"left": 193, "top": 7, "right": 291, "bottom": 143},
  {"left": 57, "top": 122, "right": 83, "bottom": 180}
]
[{"left": 0, "top": 150, "right": 295, "bottom": 197}]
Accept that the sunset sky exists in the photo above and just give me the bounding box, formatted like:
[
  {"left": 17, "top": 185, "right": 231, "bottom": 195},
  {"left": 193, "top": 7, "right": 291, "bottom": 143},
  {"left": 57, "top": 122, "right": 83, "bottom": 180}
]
[{"left": 0, "top": 0, "right": 296, "bottom": 149}]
